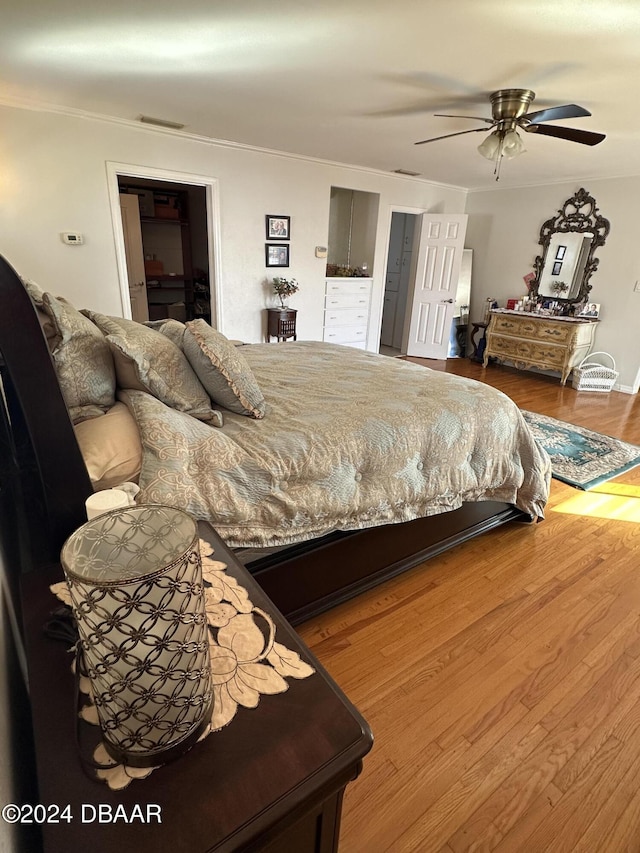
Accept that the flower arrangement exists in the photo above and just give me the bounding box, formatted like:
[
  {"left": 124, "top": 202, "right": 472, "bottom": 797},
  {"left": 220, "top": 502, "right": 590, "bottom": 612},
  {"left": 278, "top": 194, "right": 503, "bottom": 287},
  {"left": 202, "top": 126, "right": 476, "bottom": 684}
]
[
  {"left": 272, "top": 276, "right": 299, "bottom": 308},
  {"left": 550, "top": 280, "right": 569, "bottom": 295}
]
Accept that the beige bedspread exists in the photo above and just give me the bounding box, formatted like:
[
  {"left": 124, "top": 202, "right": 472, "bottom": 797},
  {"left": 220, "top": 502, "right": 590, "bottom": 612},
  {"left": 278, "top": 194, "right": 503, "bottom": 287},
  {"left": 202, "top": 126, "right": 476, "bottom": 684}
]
[{"left": 119, "top": 342, "right": 551, "bottom": 548}]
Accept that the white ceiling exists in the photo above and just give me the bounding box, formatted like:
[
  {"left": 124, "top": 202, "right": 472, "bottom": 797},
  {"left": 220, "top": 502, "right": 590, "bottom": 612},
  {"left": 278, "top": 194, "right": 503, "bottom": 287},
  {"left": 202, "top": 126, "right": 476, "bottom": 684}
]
[{"left": 3, "top": 0, "right": 640, "bottom": 191}]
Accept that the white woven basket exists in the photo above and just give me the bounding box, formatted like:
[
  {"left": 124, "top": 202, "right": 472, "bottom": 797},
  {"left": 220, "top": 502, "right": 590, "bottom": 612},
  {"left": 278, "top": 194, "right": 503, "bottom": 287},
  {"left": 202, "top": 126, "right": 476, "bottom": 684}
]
[{"left": 572, "top": 351, "right": 618, "bottom": 392}]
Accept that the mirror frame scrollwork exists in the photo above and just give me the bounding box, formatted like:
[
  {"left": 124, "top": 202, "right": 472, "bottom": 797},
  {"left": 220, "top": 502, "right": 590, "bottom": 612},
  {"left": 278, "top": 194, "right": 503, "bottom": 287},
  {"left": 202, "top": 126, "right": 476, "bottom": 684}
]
[{"left": 532, "top": 187, "right": 610, "bottom": 304}]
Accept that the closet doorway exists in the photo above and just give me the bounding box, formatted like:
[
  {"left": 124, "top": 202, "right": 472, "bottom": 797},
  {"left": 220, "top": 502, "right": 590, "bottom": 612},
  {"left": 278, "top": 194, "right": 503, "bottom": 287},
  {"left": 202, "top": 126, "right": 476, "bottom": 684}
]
[
  {"left": 107, "top": 164, "right": 220, "bottom": 329},
  {"left": 379, "top": 211, "right": 419, "bottom": 356}
]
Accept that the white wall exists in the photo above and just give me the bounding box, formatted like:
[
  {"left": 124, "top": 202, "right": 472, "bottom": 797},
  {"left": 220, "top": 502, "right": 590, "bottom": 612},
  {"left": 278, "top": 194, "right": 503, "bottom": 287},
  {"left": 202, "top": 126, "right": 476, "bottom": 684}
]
[
  {"left": 0, "top": 104, "right": 467, "bottom": 350},
  {"left": 465, "top": 179, "right": 640, "bottom": 392}
]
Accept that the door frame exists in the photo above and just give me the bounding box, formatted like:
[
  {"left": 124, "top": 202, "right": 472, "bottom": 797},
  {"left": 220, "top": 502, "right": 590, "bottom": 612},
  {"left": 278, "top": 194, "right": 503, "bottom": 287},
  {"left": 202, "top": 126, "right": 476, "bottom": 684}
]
[
  {"left": 106, "top": 162, "right": 222, "bottom": 329},
  {"left": 377, "top": 205, "right": 426, "bottom": 354}
]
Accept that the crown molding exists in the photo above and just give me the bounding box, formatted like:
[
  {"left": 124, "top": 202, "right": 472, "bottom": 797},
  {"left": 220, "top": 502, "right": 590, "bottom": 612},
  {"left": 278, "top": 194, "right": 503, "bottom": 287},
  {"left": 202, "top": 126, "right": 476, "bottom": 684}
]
[{"left": 0, "top": 93, "right": 468, "bottom": 194}]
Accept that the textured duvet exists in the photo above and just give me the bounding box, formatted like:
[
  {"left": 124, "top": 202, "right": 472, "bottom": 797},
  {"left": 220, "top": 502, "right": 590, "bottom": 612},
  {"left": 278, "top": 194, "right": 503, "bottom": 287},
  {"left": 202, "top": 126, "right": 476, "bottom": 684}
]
[{"left": 119, "top": 342, "right": 551, "bottom": 548}]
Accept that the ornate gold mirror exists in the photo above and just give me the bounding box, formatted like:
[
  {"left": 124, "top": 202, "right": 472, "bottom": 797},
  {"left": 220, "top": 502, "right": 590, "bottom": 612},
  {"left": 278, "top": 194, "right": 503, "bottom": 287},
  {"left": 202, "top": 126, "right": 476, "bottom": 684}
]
[{"left": 531, "top": 188, "right": 610, "bottom": 304}]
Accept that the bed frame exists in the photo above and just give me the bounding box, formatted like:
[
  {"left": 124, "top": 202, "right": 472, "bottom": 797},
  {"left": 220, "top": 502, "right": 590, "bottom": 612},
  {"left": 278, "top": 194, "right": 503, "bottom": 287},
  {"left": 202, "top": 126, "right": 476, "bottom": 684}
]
[{"left": 0, "top": 254, "right": 529, "bottom": 627}]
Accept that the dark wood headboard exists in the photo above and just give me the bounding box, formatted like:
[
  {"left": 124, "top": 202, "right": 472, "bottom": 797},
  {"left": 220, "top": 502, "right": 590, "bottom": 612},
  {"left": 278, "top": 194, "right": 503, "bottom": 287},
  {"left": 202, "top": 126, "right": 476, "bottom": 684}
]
[{"left": 0, "top": 255, "right": 92, "bottom": 577}]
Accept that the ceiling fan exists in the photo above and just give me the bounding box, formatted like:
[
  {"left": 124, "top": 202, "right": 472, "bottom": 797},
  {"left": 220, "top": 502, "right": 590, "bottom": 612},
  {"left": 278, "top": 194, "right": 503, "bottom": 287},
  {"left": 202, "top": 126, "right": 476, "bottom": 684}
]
[{"left": 414, "top": 89, "right": 606, "bottom": 179}]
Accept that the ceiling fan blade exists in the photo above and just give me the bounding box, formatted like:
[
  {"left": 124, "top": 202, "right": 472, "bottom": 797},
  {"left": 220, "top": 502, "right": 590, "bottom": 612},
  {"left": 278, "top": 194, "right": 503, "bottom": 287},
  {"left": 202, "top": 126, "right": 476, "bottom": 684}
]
[
  {"left": 525, "top": 104, "right": 591, "bottom": 124},
  {"left": 434, "top": 114, "right": 494, "bottom": 124},
  {"left": 414, "top": 127, "right": 491, "bottom": 145},
  {"left": 525, "top": 123, "right": 605, "bottom": 146}
]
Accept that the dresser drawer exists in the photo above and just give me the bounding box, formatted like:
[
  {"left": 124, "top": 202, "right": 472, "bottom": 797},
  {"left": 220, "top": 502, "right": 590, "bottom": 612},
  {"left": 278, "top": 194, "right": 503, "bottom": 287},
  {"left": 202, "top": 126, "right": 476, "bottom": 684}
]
[
  {"left": 491, "top": 315, "right": 575, "bottom": 343},
  {"left": 532, "top": 322, "right": 576, "bottom": 344},
  {"left": 324, "top": 307, "right": 370, "bottom": 326},
  {"left": 323, "top": 325, "right": 367, "bottom": 344},
  {"left": 325, "top": 279, "right": 372, "bottom": 297},
  {"left": 325, "top": 294, "right": 371, "bottom": 310},
  {"left": 490, "top": 335, "right": 566, "bottom": 367}
]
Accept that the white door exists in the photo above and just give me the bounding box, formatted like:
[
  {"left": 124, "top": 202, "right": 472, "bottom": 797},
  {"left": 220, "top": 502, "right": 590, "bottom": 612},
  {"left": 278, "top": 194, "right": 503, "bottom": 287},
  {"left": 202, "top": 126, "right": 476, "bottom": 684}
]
[
  {"left": 406, "top": 214, "right": 468, "bottom": 359},
  {"left": 119, "top": 193, "right": 149, "bottom": 323}
]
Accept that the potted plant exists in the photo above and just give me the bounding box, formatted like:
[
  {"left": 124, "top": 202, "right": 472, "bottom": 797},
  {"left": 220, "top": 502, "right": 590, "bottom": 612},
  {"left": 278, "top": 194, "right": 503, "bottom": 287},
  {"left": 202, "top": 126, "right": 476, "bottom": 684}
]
[{"left": 272, "top": 277, "right": 299, "bottom": 309}]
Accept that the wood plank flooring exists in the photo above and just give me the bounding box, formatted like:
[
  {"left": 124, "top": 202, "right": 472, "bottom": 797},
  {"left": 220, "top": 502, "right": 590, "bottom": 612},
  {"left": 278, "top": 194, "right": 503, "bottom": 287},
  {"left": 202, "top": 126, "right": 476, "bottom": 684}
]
[{"left": 297, "top": 359, "right": 640, "bottom": 853}]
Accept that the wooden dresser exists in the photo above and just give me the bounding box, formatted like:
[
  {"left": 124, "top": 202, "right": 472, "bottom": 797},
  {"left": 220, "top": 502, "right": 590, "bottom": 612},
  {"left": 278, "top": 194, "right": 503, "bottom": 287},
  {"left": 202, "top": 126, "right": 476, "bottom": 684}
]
[{"left": 483, "top": 310, "right": 598, "bottom": 385}]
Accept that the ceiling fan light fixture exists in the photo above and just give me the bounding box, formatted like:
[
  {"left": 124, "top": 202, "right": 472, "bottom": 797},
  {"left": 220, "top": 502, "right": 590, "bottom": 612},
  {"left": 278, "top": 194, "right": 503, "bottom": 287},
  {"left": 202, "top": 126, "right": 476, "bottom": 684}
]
[
  {"left": 502, "top": 128, "right": 526, "bottom": 160},
  {"left": 477, "top": 130, "right": 502, "bottom": 160}
]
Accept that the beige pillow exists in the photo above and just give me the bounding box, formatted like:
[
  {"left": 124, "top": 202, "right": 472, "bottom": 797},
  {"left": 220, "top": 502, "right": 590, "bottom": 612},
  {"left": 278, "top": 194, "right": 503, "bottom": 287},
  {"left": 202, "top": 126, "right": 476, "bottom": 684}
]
[
  {"left": 84, "top": 311, "right": 221, "bottom": 423},
  {"left": 74, "top": 402, "right": 143, "bottom": 489},
  {"left": 42, "top": 294, "right": 116, "bottom": 423},
  {"left": 182, "top": 320, "right": 266, "bottom": 419}
]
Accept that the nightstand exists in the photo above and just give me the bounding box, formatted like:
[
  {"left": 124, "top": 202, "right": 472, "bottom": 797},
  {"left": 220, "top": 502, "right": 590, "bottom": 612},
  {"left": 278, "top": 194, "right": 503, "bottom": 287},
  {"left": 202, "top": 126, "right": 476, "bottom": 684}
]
[
  {"left": 267, "top": 308, "right": 297, "bottom": 342},
  {"left": 21, "top": 522, "right": 373, "bottom": 853}
]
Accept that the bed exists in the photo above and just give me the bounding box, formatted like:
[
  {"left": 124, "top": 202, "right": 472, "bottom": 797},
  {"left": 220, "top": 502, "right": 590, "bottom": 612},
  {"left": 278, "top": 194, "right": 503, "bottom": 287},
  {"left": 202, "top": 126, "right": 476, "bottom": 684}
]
[{"left": 0, "top": 254, "right": 551, "bottom": 625}]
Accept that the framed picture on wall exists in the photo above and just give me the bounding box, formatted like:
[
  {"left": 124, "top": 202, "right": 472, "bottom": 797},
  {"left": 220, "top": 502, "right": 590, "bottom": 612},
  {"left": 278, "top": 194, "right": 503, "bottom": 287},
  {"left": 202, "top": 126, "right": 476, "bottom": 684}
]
[
  {"left": 552, "top": 260, "right": 563, "bottom": 276},
  {"left": 266, "top": 215, "right": 290, "bottom": 240},
  {"left": 266, "top": 243, "right": 290, "bottom": 267},
  {"left": 555, "top": 245, "right": 567, "bottom": 260}
]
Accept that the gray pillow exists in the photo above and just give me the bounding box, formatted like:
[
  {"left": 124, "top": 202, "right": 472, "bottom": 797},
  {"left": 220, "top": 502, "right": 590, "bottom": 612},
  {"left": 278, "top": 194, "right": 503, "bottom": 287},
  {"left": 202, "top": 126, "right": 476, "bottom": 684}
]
[
  {"left": 42, "top": 294, "right": 116, "bottom": 423},
  {"left": 182, "top": 320, "right": 266, "bottom": 419},
  {"left": 144, "top": 318, "right": 187, "bottom": 350},
  {"left": 84, "top": 311, "right": 222, "bottom": 424}
]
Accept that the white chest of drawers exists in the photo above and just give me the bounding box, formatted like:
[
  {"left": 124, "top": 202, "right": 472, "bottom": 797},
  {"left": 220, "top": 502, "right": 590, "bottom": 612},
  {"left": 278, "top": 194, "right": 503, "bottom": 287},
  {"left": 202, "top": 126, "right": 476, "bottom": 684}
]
[
  {"left": 484, "top": 310, "right": 598, "bottom": 385},
  {"left": 323, "top": 278, "right": 372, "bottom": 349}
]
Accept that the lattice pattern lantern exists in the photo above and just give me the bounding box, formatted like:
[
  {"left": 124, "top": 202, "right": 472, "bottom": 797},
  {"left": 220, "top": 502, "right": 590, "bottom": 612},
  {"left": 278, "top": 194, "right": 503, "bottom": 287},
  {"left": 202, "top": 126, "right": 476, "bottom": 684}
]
[{"left": 61, "top": 505, "right": 212, "bottom": 767}]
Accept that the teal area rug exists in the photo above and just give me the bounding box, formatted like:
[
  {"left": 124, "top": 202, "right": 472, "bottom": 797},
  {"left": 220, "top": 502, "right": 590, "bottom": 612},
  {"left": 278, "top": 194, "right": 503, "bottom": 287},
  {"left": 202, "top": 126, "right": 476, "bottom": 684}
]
[{"left": 521, "top": 410, "right": 640, "bottom": 490}]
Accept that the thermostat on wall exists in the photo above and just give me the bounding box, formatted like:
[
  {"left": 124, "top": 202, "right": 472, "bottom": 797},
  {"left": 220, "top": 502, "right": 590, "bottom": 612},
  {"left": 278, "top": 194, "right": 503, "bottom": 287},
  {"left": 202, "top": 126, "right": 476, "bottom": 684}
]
[
  {"left": 61, "top": 232, "right": 84, "bottom": 245},
  {"left": 315, "top": 246, "right": 328, "bottom": 258}
]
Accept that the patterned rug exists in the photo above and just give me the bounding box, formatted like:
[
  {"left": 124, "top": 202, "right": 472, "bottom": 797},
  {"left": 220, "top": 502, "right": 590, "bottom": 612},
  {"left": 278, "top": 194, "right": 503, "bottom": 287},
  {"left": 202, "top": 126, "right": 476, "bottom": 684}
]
[{"left": 521, "top": 410, "right": 640, "bottom": 490}]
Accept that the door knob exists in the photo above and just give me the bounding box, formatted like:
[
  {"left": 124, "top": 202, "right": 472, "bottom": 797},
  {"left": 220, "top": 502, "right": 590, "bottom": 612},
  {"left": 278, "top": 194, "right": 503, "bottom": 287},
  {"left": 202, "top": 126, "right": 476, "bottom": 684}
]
[{"left": 442, "top": 298, "right": 454, "bottom": 303}]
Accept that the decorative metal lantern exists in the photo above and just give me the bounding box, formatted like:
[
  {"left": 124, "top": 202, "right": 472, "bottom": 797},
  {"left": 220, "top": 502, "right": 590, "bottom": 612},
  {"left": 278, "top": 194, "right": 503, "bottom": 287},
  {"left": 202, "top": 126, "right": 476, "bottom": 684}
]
[{"left": 60, "top": 505, "right": 212, "bottom": 767}]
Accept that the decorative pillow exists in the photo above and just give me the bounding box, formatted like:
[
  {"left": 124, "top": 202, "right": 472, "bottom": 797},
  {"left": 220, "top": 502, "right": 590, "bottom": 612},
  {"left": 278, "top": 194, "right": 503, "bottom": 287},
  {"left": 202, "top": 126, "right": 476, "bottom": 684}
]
[
  {"left": 21, "top": 277, "right": 45, "bottom": 306},
  {"left": 42, "top": 294, "right": 116, "bottom": 423},
  {"left": 182, "top": 320, "right": 266, "bottom": 419},
  {"left": 84, "top": 311, "right": 222, "bottom": 424},
  {"left": 74, "top": 402, "right": 143, "bottom": 489},
  {"left": 145, "top": 318, "right": 186, "bottom": 350},
  {"left": 22, "top": 278, "right": 61, "bottom": 351}
]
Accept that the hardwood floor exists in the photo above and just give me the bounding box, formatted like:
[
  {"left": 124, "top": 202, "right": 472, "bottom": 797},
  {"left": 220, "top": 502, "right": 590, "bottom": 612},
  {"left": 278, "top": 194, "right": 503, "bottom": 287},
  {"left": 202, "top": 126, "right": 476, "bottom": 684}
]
[{"left": 298, "top": 359, "right": 640, "bottom": 853}]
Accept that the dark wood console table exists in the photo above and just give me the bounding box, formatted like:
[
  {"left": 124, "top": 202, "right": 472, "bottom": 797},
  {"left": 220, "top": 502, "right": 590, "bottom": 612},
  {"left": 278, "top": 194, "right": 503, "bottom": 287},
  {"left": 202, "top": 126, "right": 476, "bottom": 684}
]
[
  {"left": 267, "top": 308, "right": 297, "bottom": 342},
  {"left": 469, "top": 321, "right": 488, "bottom": 363},
  {"left": 20, "top": 523, "right": 373, "bottom": 853}
]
